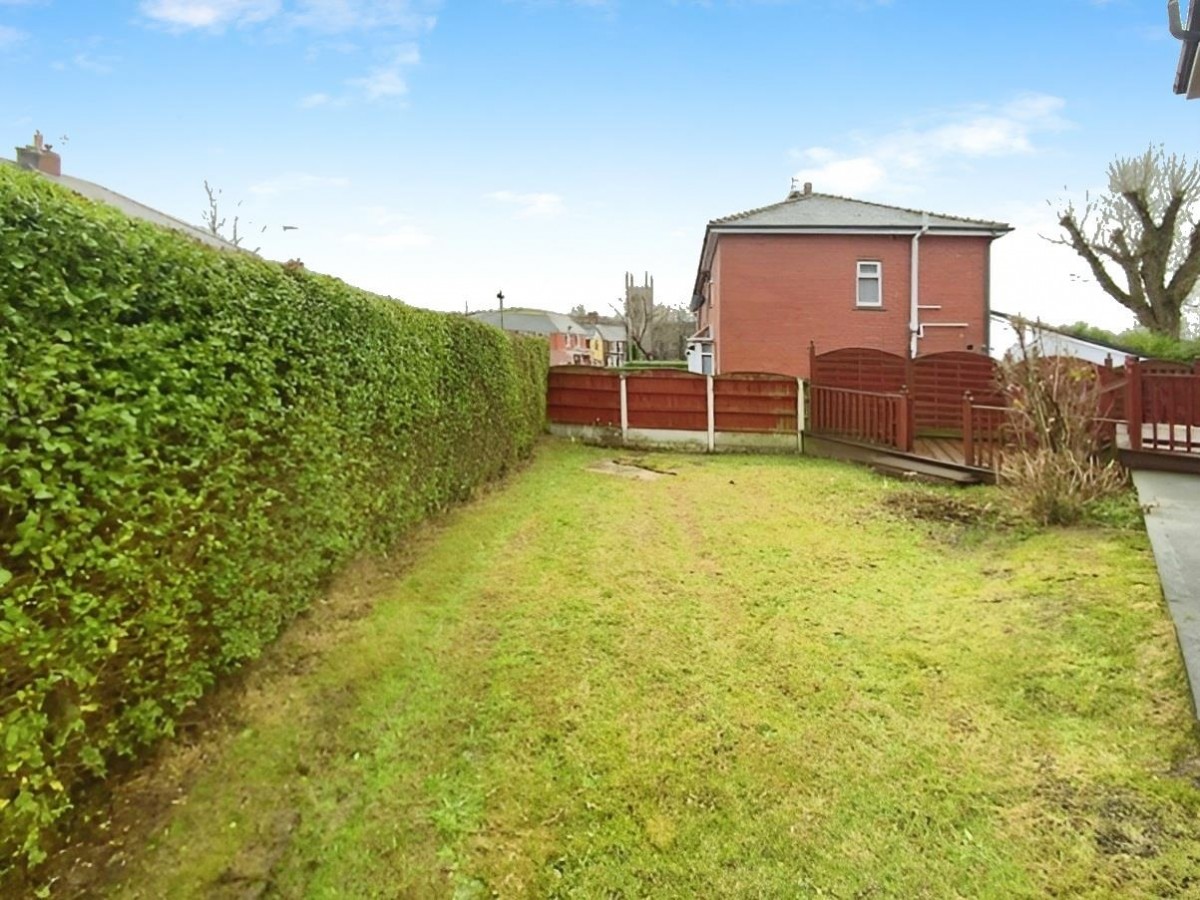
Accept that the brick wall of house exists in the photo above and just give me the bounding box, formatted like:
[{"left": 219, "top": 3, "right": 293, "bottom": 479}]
[
  {"left": 711, "top": 233, "right": 991, "bottom": 377},
  {"left": 911, "top": 236, "right": 990, "bottom": 355},
  {"left": 548, "top": 333, "right": 574, "bottom": 367}
]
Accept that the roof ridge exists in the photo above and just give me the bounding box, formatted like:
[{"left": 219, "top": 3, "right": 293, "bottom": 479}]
[
  {"left": 710, "top": 197, "right": 797, "bottom": 225},
  {"left": 709, "top": 191, "right": 1008, "bottom": 229},
  {"left": 808, "top": 191, "right": 1008, "bottom": 228}
]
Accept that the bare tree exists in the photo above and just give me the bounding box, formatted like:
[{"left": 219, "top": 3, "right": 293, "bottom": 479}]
[
  {"left": 203, "top": 179, "right": 248, "bottom": 249},
  {"left": 648, "top": 304, "right": 694, "bottom": 361},
  {"left": 1054, "top": 146, "right": 1200, "bottom": 339},
  {"left": 612, "top": 296, "right": 666, "bottom": 360}
]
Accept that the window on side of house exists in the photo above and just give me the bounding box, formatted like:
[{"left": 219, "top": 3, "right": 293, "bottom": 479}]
[{"left": 856, "top": 261, "right": 882, "bottom": 308}]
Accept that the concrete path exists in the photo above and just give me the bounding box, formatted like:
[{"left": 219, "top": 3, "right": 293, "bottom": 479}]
[{"left": 1133, "top": 470, "right": 1200, "bottom": 719}]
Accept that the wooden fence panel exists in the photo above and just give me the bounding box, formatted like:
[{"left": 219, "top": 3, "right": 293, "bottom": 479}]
[
  {"left": 1136, "top": 360, "right": 1200, "bottom": 452},
  {"left": 911, "top": 352, "right": 1000, "bottom": 431},
  {"left": 625, "top": 370, "right": 708, "bottom": 431},
  {"left": 714, "top": 373, "right": 798, "bottom": 433},
  {"left": 809, "top": 385, "right": 909, "bottom": 450},
  {"left": 809, "top": 346, "right": 906, "bottom": 392},
  {"left": 547, "top": 366, "right": 621, "bottom": 427}
]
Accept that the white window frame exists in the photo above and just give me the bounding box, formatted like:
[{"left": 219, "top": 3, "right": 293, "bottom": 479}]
[{"left": 856, "top": 261, "right": 883, "bottom": 308}]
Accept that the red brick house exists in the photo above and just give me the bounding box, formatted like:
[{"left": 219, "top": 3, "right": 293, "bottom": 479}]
[{"left": 686, "top": 185, "right": 1011, "bottom": 378}]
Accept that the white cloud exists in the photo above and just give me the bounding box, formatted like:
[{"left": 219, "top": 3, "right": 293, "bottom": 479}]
[
  {"left": 344, "top": 42, "right": 420, "bottom": 100},
  {"left": 0, "top": 24, "right": 27, "bottom": 49},
  {"left": 291, "top": 0, "right": 439, "bottom": 33},
  {"left": 141, "top": 0, "right": 440, "bottom": 32},
  {"left": 71, "top": 52, "right": 115, "bottom": 73},
  {"left": 249, "top": 172, "right": 350, "bottom": 195},
  {"left": 343, "top": 225, "right": 432, "bottom": 248},
  {"left": 487, "top": 190, "right": 565, "bottom": 219},
  {"left": 140, "top": 0, "right": 281, "bottom": 29},
  {"left": 792, "top": 153, "right": 886, "bottom": 195},
  {"left": 348, "top": 64, "right": 407, "bottom": 98},
  {"left": 791, "top": 93, "right": 1070, "bottom": 196},
  {"left": 299, "top": 91, "right": 334, "bottom": 107}
]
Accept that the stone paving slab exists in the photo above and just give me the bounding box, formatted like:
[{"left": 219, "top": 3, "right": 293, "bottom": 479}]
[{"left": 1133, "top": 470, "right": 1200, "bottom": 719}]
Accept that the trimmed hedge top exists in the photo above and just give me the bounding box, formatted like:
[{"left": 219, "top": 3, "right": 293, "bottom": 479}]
[{"left": 0, "top": 164, "right": 546, "bottom": 875}]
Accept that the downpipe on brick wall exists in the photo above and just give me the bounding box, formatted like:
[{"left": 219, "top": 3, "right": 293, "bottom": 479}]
[{"left": 909, "top": 212, "right": 930, "bottom": 358}]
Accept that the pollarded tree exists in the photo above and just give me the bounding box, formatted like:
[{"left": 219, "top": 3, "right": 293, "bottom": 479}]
[{"left": 1056, "top": 146, "right": 1200, "bottom": 339}]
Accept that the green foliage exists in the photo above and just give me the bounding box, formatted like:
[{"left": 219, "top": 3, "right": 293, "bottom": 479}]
[
  {"left": 1058, "top": 321, "right": 1200, "bottom": 362},
  {"left": 0, "top": 165, "right": 547, "bottom": 874}
]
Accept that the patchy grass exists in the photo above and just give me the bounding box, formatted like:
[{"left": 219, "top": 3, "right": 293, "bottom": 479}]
[{"left": 49, "top": 442, "right": 1200, "bottom": 898}]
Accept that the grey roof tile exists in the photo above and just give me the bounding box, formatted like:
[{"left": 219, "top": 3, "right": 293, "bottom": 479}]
[{"left": 711, "top": 192, "right": 1010, "bottom": 232}]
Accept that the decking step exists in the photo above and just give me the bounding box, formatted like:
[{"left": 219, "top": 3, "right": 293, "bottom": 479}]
[{"left": 804, "top": 433, "right": 992, "bottom": 485}]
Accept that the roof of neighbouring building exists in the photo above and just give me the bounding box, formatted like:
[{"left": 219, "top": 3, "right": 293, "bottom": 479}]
[
  {"left": 2, "top": 157, "right": 241, "bottom": 251},
  {"left": 990, "top": 311, "right": 1144, "bottom": 362},
  {"left": 710, "top": 191, "right": 1011, "bottom": 233},
  {"left": 469, "top": 308, "right": 588, "bottom": 336},
  {"left": 594, "top": 322, "right": 627, "bottom": 342}
]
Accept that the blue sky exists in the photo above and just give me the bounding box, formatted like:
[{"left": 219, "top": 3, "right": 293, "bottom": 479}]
[{"left": 1, "top": 0, "right": 1196, "bottom": 334}]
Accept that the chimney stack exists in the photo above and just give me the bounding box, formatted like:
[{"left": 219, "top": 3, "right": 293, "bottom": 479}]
[
  {"left": 803, "top": 181, "right": 812, "bottom": 195},
  {"left": 16, "top": 130, "right": 62, "bottom": 177}
]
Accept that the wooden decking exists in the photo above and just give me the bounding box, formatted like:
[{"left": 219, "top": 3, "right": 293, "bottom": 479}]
[
  {"left": 805, "top": 433, "right": 995, "bottom": 485},
  {"left": 912, "top": 436, "right": 969, "bottom": 466}
]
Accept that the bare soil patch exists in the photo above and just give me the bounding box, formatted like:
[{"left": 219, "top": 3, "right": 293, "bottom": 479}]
[{"left": 587, "top": 457, "right": 677, "bottom": 480}]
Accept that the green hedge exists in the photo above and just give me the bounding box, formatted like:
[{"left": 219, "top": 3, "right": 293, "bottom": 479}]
[{"left": 0, "top": 165, "right": 547, "bottom": 872}]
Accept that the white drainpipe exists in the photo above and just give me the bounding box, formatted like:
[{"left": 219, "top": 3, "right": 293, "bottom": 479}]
[{"left": 910, "top": 212, "right": 930, "bottom": 358}]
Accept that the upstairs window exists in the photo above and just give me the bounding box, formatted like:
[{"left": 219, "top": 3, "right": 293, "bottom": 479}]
[{"left": 856, "top": 261, "right": 882, "bottom": 308}]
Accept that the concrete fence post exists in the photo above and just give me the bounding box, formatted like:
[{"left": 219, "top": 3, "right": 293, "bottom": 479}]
[
  {"left": 706, "top": 375, "right": 716, "bottom": 453},
  {"left": 619, "top": 373, "right": 629, "bottom": 445}
]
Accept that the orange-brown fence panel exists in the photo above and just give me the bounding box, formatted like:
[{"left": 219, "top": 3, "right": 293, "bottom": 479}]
[
  {"left": 547, "top": 366, "right": 621, "bottom": 427},
  {"left": 911, "top": 351, "right": 1001, "bottom": 430},
  {"left": 809, "top": 345, "right": 906, "bottom": 392},
  {"left": 714, "top": 373, "right": 798, "bottom": 433},
  {"left": 626, "top": 370, "right": 708, "bottom": 431},
  {"left": 809, "top": 384, "right": 910, "bottom": 450},
  {"left": 962, "top": 397, "right": 1009, "bottom": 470},
  {"left": 1131, "top": 359, "right": 1200, "bottom": 453}
]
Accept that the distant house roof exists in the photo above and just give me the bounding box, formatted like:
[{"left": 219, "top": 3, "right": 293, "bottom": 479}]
[
  {"left": 1, "top": 156, "right": 240, "bottom": 252},
  {"left": 469, "top": 308, "right": 587, "bottom": 336},
  {"left": 594, "top": 322, "right": 627, "bottom": 342},
  {"left": 710, "top": 191, "right": 1011, "bottom": 233},
  {"left": 1173, "top": 0, "right": 1200, "bottom": 98}
]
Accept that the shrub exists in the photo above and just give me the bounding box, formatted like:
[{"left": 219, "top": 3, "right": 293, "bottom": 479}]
[
  {"left": 997, "top": 326, "right": 1125, "bottom": 525},
  {"left": 1057, "top": 321, "right": 1200, "bottom": 363},
  {"left": 0, "top": 165, "right": 547, "bottom": 873}
]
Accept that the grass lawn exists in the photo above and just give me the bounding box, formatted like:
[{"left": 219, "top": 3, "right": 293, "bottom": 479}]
[{"left": 74, "top": 441, "right": 1200, "bottom": 898}]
